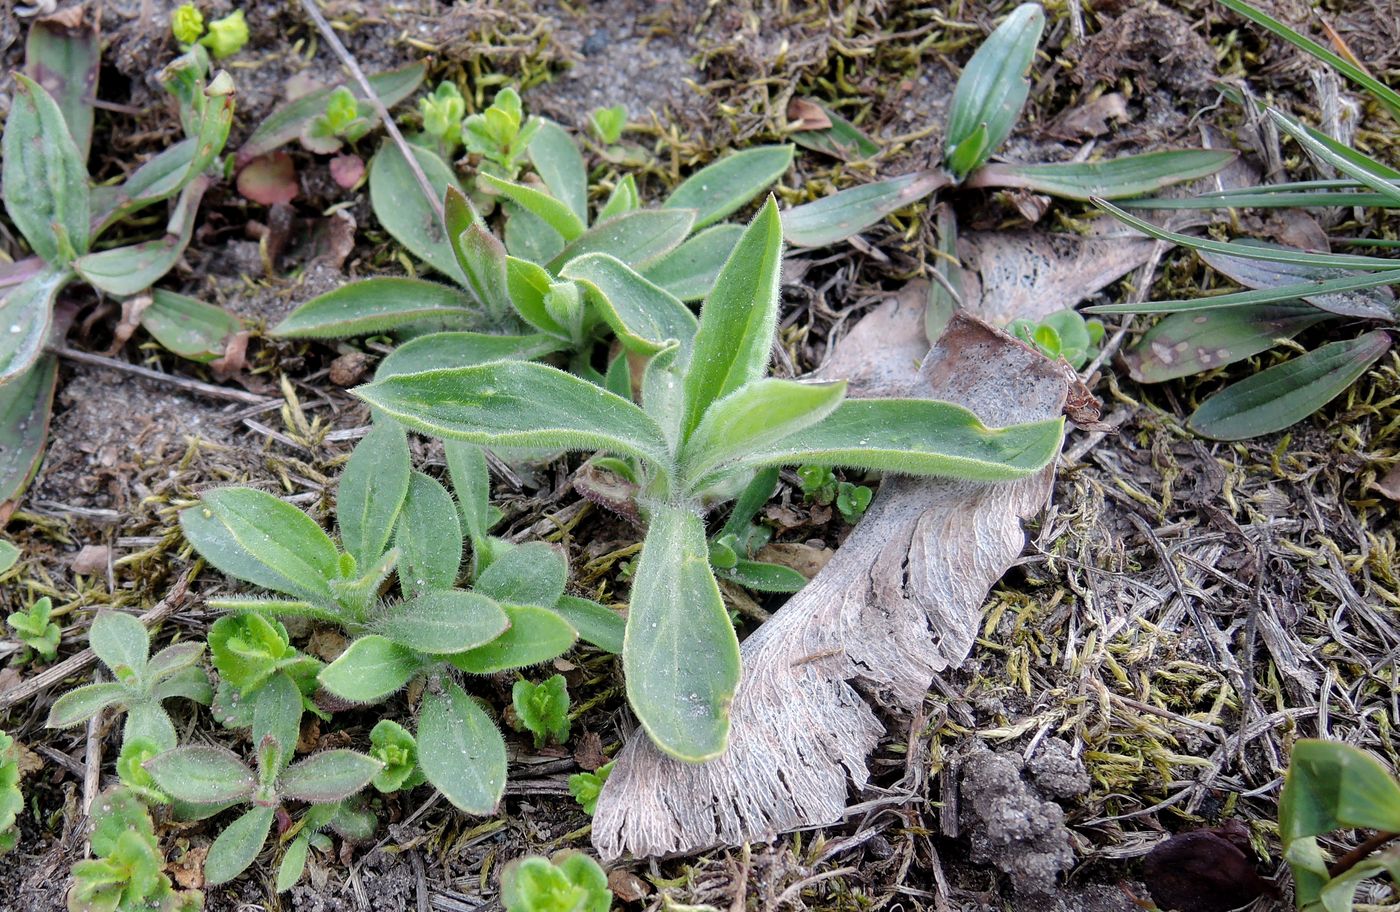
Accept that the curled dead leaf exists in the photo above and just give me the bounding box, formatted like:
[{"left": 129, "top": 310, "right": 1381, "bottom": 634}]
[{"left": 786, "top": 98, "right": 832, "bottom": 131}]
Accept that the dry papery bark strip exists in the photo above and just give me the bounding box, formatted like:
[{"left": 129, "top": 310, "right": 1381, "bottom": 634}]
[{"left": 593, "top": 308, "right": 1081, "bottom": 860}]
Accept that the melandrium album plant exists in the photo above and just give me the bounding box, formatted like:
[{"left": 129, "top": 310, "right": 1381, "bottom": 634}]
[
  {"left": 501, "top": 852, "right": 611, "bottom": 912},
  {"left": 8, "top": 595, "right": 60, "bottom": 663},
  {"left": 357, "top": 197, "right": 1067, "bottom": 762},
  {"left": 512, "top": 674, "right": 570, "bottom": 749},
  {"left": 179, "top": 419, "right": 624, "bottom": 814},
  {"left": 46, "top": 610, "right": 211, "bottom": 752}
]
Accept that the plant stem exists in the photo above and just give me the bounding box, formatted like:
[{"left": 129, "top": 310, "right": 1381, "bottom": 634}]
[{"left": 1329, "top": 831, "right": 1400, "bottom": 878}]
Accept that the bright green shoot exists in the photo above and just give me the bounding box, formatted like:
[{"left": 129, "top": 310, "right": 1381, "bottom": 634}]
[
  {"left": 501, "top": 852, "right": 611, "bottom": 912},
  {"left": 69, "top": 787, "right": 203, "bottom": 912},
  {"left": 0, "top": 731, "right": 21, "bottom": 854},
  {"left": 8, "top": 595, "right": 59, "bottom": 663},
  {"left": 512, "top": 675, "right": 570, "bottom": 749},
  {"left": 357, "top": 198, "right": 1066, "bottom": 762}
]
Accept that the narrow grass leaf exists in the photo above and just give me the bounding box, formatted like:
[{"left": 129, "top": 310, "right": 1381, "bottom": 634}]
[
  {"left": 969, "top": 149, "right": 1235, "bottom": 199},
  {"left": 1188, "top": 331, "right": 1392, "bottom": 440},
  {"left": 663, "top": 145, "right": 794, "bottom": 229},
  {"left": 1267, "top": 108, "right": 1400, "bottom": 205},
  {"left": 1087, "top": 271, "right": 1400, "bottom": 315},
  {"left": 1200, "top": 246, "right": 1397, "bottom": 319}
]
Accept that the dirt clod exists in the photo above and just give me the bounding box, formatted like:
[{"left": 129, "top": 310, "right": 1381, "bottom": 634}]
[{"left": 959, "top": 743, "right": 1077, "bottom": 895}]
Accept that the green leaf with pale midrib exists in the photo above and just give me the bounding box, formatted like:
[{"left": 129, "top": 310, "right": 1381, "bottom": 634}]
[
  {"left": 417, "top": 682, "right": 507, "bottom": 815},
  {"left": 272, "top": 278, "right": 479, "bottom": 339},
  {"left": 781, "top": 170, "right": 949, "bottom": 247},
  {"left": 970, "top": 149, "right": 1236, "bottom": 200},
  {"left": 663, "top": 145, "right": 794, "bottom": 230},
  {"left": 943, "top": 3, "right": 1043, "bottom": 179}
]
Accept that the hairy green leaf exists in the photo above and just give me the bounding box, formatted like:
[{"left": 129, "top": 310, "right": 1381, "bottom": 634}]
[
  {"left": 374, "top": 331, "right": 564, "bottom": 379},
  {"left": 719, "top": 559, "right": 808, "bottom": 593},
  {"left": 372, "top": 590, "right": 509, "bottom": 654},
  {"left": 140, "top": 289, "right": 242, "bottom": 362},
  {"left": 278, "top": 750, "right": 382, "bottom": 805},
  {"left": 369, "top": 142, "right": 466, "bottom": 281},
  {"left": 546, "top": 209, "right": 696, "bottom": 273},
  {"left": 445, "top": 441, "right": 494, "bottom": 546},
  {"left": 0, "top": 355, "right": 58, "bottom": 506},
  {"left": 597, "top": 174, "right": 639, "bottom": 222},
  {"left": 318, "top": 635, "right": 425, "bottom": 703},
  {"left": 337, "top": 421, "right": 411, "bottom": 571},
  {"left": 444, "top": 188, "right": 514, "bottom": 324},
  {"left": 144, "top": 745, "right": 256, "bottom": 805},
  {"left": 641, "top": 223, "right": 745, "bottom": 302},
  {"left": 0, "top": 269, "right": 68, "bottom": 384},
  {"left": 664, "top": 145, "right": 794, "bottom": 230},
  {"left": 205, "top": 805, "right": 275, "bottom": 886},
  {"left": 512, "top": 674, "right": 570, "bottom": 748},
  {"left": 550, "top": 596, "right": 625, "bottom": 654},
  {"left": 563, "top": 253, "right": 698, "bottom": 356},
  {"left": 417, "top": 682, "right": 506, "bottom": 814},
  {"left": 396, "top": 472, "right": 463, "bottom": 596},
  {"left": 46, "top": 682, "right": 129, "bottom": 729},
  {"left": 480, "top": 173, "right": 586, "bottom": 242},
  {"left": 273, "top": 278, "right": 478, "bottom": 339},
  {"left": 89, "top": 610, "right": 150, "bottom": 680},
  {"left": 473, "top": 541, "right": 568, "bottom": 607},
  {"left": 528, "top": 119, "right": 588, "bottom": 222},
  {"left": 448, "top": 603, "right": 577, "bottom": 674}
]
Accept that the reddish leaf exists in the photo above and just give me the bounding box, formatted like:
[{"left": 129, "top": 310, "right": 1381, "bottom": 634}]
[
  {"left": 329, "top": 154, "right": 365, "bottom": 189},
  {"left": 236, "top": 152, "right": 299, "bottom": 206}
]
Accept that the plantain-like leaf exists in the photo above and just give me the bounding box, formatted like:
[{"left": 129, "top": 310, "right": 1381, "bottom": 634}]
[
  {"left": 792, "top": 105, "right": 881, "bottom": 161},
  {"left": 624, "top": 503, "right": 739, "bottom": 762},
  {"left": 943, "top": 3, "right": 1044, "bottom": 180},
  {"left": 140, "top": 289, "right": 242, "bottom": 362},
  {"left": 72, "top": 176, "right": 207, "bottom": 296},
  {"left": 550, "top": 596, "right": 625, "bottom": 654},
  {"left": 46, "top": 682, "right": 129, "bottom": 729},
  {"left": 396, "top": 472, "right": 463, "bottom": 596},
  {"left": 368, "top": 141, "right": 466, "bottom": 282},
  {"left": 710, "top": 398, "right": 1064, "bottom": 484},
  {"left": 237, "top": 63, "right": 426, "bottom": 164},
  {"left": 781, "top": 170, "right": 949, "bottom": 247},
  {"left": 204, "top": 805, "right": 276, "bottom": 886},
  {"left": 528, "top": 119, "right": 588, "bottom": 222},
  {"left": 479, "top": 173, "right": 586, "bottom": 242},
  {"left": 273, "top": 278, "right": 478, "bottom": 339},
  {"left": 179, "top": 487, "right": 340, "bottom": 605},
  {"left": 641, "top": 223, "right": 745, "bottom": 302},
  {"left": 122, "top": 700, "right": 178, "bottom": 752},
  {"left": 447, "top": 604, "right": 577, "bottom": 674},
  {"left": 0, "top": 354, "right": 58, "bottom": 507},
  {"left": 3, "top": 74, "right": 90, "bottom": 264},
  {"left": 473, "top": 541, "right": 567, "bottom": 607},
  {"left": 24, "top": 14, "right": 100, "bottom": 161},
  {"left": 597, "top": 174, "right": 639, "bottom": 222},
  {"left": 357, "top": 360, "right": 672, "bottom": 467},
  {"left": 444, "top": 187, "right": 514, "bottom": 324},
  {"left": 663, "top": 145, "right": 795, "bottom": 230},
  {"left": 1199, "top": 245, "right": 1398, "bottom": 321},
  {"left": 371, "top": 590, "right": 509, "bottom": 654},
  {"left": 318, "top": 635, "right": 426, "bottom": 703},
  {"left": 375, "top": 331, "right": 563, "bottom": 380},
  {"left": 337, "top": 420, "right": 411, "bottom": 571},
  {"left": 546, "top": 208, "right": 696, "bottom": 273},
  {"left": 562, "top": 253, "right": 698, "bottom": 357},
  {"left": 278, "top": 750, "right": 382, "bottom": 805},
  {"left": 417, "top": 682, "right": 507, "bottom": 814},
  {"left": 681, "top": 198, "right": 784, "bottom": 438},
  {"left": 1125, "top": 304, "right": 1331, "bottom": 383},
  {"left": 144, "top": 745, "right": 257, "bottom": 805},
  {"left": 680, "top": 379, "right": 846, "bottom": 489},
  {"left": 1188, "top": 331, "right": 1393, "bottom": 440},
  {"left": 0, "top": 268, "right": 67, "bottom": 384},
  {"left": 967, "top": 149, "right": 1236, "bottom": 200}
]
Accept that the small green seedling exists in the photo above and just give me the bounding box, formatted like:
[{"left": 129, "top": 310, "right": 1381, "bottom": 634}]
[
  {"left": 115, "top": 738, "right": 169, "bottom": 805},
  {"left": 1278, "top": 740, "right": 1400, "bottom": 912},
  {"left": 274, "top": 798, "right": 376, "bottom": 892},
  {"left": 588, "top": 105, "right": 627, "bottom": 145},
  {"left": 512, "top": 675, "right": 570, "bottom": 749},
  {"left": 1006, "top": 309, "right": 1105, "bottom": 371},
  {"left": 0, "top": 730, "right": 22, "bottom": 854},
  {"left": 0, "top": 33, "right": 241, "bottom": 513},
  {"left": 417, "top": 82, "right": 467, "bottom": 158},
  {"left": 302, "top": 86, "right": 375, "bottom": 155},
  {"left": 567, "top": 761, "right": 612, "bottom": 816},
  {"left": 171, "top": 5, "right": 248, "bottom": 59},
  {"left": 836, "top": 481, "right": 872, "bottom": 523},
  {"left": 367, "top": 720, "right": 425, "bottom": 793},
  {"left": 501, "top": 852, "right": 611, "bottom": 912},
  {"left": 68, "top": 787, "right": 203, "bottom": 912},
  {"left": 171, "top": 3, "right": 204, "bottom": 44},
  {"left": 0, "top": 541, "right": 18, "bottom": 575},
  {"left": 46, "top": 611, "right": 211, "bottom": 751},
  {"left": 463, "top": 87, "right": 539, "bottom": 181},
  {"left": 145, "top": 733, "right": 381, "bottom": 886},
  {"left": 206, "top": 612, "right": 322, "bottom": 758},
  {"left": 359, "top": 198, "right": 1066, "bottom": 762},
  {"left": 8, "top": 595, "right": 60, "bottom": 662},
  {"left": 180, "top": 424, "right": 625, "bottom": 813},
  {"left": 797, "top": 465, "right": 873, "bottom": 525}
]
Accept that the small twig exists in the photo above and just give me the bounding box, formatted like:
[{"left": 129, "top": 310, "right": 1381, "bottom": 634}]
[
  {"left": 297, "top": 0, "right": 444, "bottom": 222},
  {"left": 53, "top": 347, "right": 273, "bottom": 405},
  {"left": 1329, "top": 831, "right": 1400, "bottom": 879},
  {"left": 81, "top": 705, "right": 103, "bottom": 819},
  {"left": 0, "top": 572, "right": 192, "bottom": 711}
]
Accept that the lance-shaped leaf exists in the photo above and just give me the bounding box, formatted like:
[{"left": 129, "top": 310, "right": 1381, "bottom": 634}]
[
  {"left": 417, "top": 682, "right": 507, "bottom": 814},
  {"left": 680, "top": 379, "right": 846, "bottom": 490},
  {"left": 371, "top": 590, "right": 509, "bottom": 654},
  {"left": 473, "top": 542, "right": 567, "bottom": 607},
  {"left": 563, "top": 253, "right": 698, "bottom": 357},
  {"left": 681, "top": 198, "right": 784, "bottom": 438},
  {"left": 0, "top": 267, "right": 67, "bottom": 385},
  {"left": 90, "top": 610, "right": 150, "bottom": 679},
  {"left": 505, "top": 203, "right": 565, "bottom": 264},
  {"left": 205, "top": 806, "right": 276, "bottom": 886},
  {"left": 180, "top": 487, "right": 340, "bottom": 604},
  {"left": 792, "top": 104, "right": 881, "bottom": 161},
  {"left": 374, "top": 331, "right": 565, "bottom": 379},
  {"left": 546, "top": 209, "right": 697, "bottom": 273},
  {"left": 252, "top": 674, "right": 303, "bottom": 772},
  {"left": 664, "top": 145, "right": 795, "bottom": 230},
  {"left": 781, "top": 170, "right": 949, "bottom": 247},
  {"left": 368, "top": 142, "right": 466, "bottom": 282},
  {"left": 718, "top": 398, "right": 1064, "bottom": 482},
  {"left": 3, "top": 74, "right": 90, "bottom": 264},
  {"left": 624, "top": 503, "right": 739, "bottom": 762},
  {"left": 337, "top": 421, "right": 411, "bottom": 570},
  {"left": 141, "top": 289, "right": 242, "bottom": 363},
  {"left": 479, "top": 174, "right": 586, "bottom": 242},
  {"left": 721, "top": 560, "right": 808, "bottom": 593},
  {"left": 966, "top": 149, "right": 1236, "bottom": 200},
  {"left": 641, "top": 223, "right": 745, "bottom": 301},
  {"left": 551, "top": 596, "right": 625, "bottom": 654},
  {"left": 144, "top": 745, "right": 257, "bottom": 804},
  {"left": 1199, "top": 246, "right": 1397, "bottom": 320},
  {"left": 47, "top": 682, "right": 130, "bottom": 728},
  {"left": 506, "top": 255, "right": 569, "bottom": 337},
  {"left": 445, "top": 441, "right": 495, "bottom": 547},
  {"left": 0, "top": 354, "right": 58, "bottom": 508},
  {"left": 444, "top": 187, "right": 513, "bottom": 324},
  {"left": 943, "top": 3, "right": 1043, "bottom": 180},
  {"left": 73, "top": 176, "right": 208, "bottom": 296},
  {"left": 278, "top": 750, "right": 382, "bottom": 805},
  {"left": 1188, "top": 331, "right": 1393, "bottom": 440},
  {"left": 1086, "top": 271, "right": 1400, "bottom": 315},
  {"left": 237, "top": 63, "right": 426, "bottom": 165},
  {"left": 447, "top": 604, "right": 577, "bottom": 674},
  {"left": 318, "top": 635, "right": 425, "bottom": 703},
  {"left": 597, "top": 174, "right": 639, "bottom": 222},
  {"left": 272, "top": 278, "right": 478, "bottom": 339},
  {"left": 395, "top": 472, "right": 462, "bottom": 596},
  {"left": 529, "top": 119, "right": 588, "bottom": 222},
  {"left": 357, "top": 360, "right": 672, "bottom": 467},
  {"left": 1125, "top": 304, "right": 1331, "bottom": 383},
  {"left": 24, "top": 12, "right": 100, "bottom": 161}
]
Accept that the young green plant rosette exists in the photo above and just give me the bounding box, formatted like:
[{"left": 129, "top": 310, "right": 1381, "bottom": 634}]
[{"left": 356, "top": 197, "right": 1067, "bottom": 762}]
